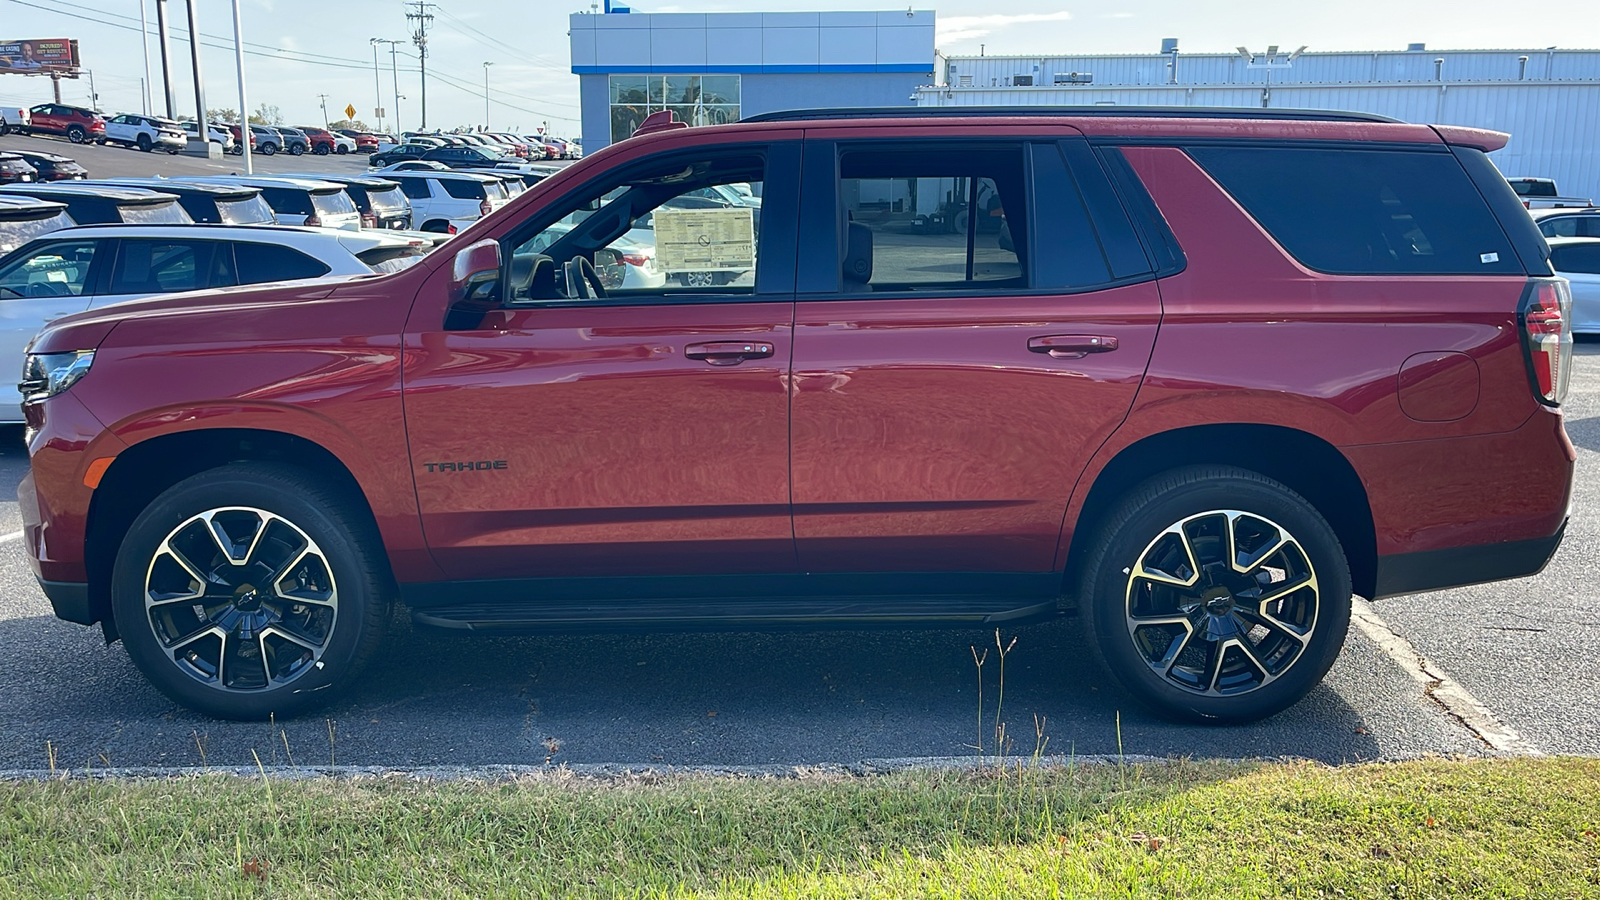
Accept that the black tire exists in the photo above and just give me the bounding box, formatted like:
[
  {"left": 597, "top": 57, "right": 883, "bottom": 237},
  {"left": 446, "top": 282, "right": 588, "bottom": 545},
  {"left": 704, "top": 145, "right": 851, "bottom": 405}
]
[
  {"left": 314, "top": 144, "right": 330, "bottom": 155},
  {"left": 110, "top": 463, "right": 391, "bottom": 720},
  {"left": 0, "top": 123, "right": 10, "bottom": 136},
  {"left": 261, "top": 143, "right": 277, "bottom": 156},
  {"left": 137, "top": 133, "right": 153, "bottom": 152},
  {"left": 336, "top": 145, "right": 349, "bottom": 155},
  {"left": 67, "top": 125, "right": 87, "bottom": 144},
  {"left": 168, "top": 146, "right": 180, "bottom": 155},
  {"left": 290, "top": 143, "right": 305, "bottom": 156},
  {"left": 1078, "top": 465, "right": 1352, "bottom": 724}
]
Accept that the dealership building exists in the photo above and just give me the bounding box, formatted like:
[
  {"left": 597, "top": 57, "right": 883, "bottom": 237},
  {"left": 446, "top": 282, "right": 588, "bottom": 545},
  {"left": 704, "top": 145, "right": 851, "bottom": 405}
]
[{"left": 570, "top": 8, "right": 1599, "bottom": 200}]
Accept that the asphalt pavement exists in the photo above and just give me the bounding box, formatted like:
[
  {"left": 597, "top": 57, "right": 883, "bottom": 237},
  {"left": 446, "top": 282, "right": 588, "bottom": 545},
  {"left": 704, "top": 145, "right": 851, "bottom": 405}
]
[
  {"left": 0, "top": 131, "right": 384, "bottom": 180},
  {"left": 0, "top": 156, "right": 1592, "bottom": 768}
]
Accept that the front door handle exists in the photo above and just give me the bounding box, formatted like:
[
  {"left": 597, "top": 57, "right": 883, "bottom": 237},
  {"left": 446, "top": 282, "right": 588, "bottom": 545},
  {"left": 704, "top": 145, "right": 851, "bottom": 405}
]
[
  {"left": 685, "top": 341, "right": 775, "bottom": 366},
  {"left": 1028, "top": 334, "right": 1119, "bottom": 359}
]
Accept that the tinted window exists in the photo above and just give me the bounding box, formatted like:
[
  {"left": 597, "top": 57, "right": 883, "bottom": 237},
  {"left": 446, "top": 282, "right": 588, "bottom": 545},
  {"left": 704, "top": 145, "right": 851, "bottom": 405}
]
[
  {"left": 396, "top": 178, "right": 430, "bottom": 200},
  {"left": 233, "top": 243, "right": 332, "bottom": 283},
  {"left": 1189, "top": 147, "right": 1520, "bottom": 276},
  {"left": 1511, "top": 181, "right": 1557, "bottom": 197},
  {"left": 441, "top": 179, "right": 487, "bottom": 200},
  {"left": 120, "top": 201, "right": 193, "bottom": 225},
  {"left": 216, "top": 194, "right": 276, "bottom": 225},
  {"left": 260, "top": 188, "right": 314, "bottom": 216},
  {"left": 1540, "top": 217, "right": 1580, "bottom": 238},
  {"left": 311, "top": 190, "right": 358, "bottom": 218},
  {"left": 0, "top": 239, "right": 98, "bottom": 298},
  {"left": 110, "top": 239, "right": 231, "bottom": 294},
  {"left": 837, "top": 145, "right": 1025, "bottom": 292},
  {"left": 1028, "top": 142, "right": 1115, "bottom": 289},
  {"left": 1551, "top": 244, "right": 1600, "bottom": 275},
  {"left": 366, "top": 186, "right": 408, "bottom": 213}
]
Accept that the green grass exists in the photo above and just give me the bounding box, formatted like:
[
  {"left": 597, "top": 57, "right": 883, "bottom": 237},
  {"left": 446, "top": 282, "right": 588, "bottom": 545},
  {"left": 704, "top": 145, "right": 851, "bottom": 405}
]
[{"left": 1, "top": 758, "right": 1597, "bottom": 898}]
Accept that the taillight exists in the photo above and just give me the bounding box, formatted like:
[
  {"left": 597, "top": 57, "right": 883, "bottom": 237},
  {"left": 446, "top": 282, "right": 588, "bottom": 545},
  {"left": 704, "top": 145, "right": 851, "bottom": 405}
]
[
  {"left": 362, "top": 212, "right": 378, "bottom": 229},
  {"left": 1519, "top": 277, "right": 1573, "bottom": 406},
  {"left": 620, "top": 253, "right": 648, "bottom": 267},
  {"left": 1523, "top": 200, "right": 1532, "bottom": 209},
  {"left": 446, "top": 223, "right": 458, "bottom": 235},
  {"left": 305, "top": 212, "right": 322, "bottom": 227},
  {"left": 479, "top": 198, "right": 492, "bottom": 217}
]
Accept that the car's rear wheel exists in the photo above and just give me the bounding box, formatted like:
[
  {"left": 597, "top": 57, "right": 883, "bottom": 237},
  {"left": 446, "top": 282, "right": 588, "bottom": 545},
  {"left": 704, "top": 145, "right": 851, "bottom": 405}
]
[
  {"left": 1079, "top": 465, "right": 1351, "bottom": 723},
  {"left": 290, "top": 143, "right": 305, "bottom": 156},
  {"left": 137, "top": 133, "right": 153, "bottom": 152},
  {"left": 336, "top": 145, "right": 349, "bottom": 154},
  {"left": 111, "top": 463, "right": 389, "bottom": 720},
  {"left": 67, "top": 125, "right": 87, "bottom": 144},
  {"left": 261, "top": 143, "right": 276, "bottom": 155},
  {"left": 314, "top": 144, "right": 330, "bottom": 155}
]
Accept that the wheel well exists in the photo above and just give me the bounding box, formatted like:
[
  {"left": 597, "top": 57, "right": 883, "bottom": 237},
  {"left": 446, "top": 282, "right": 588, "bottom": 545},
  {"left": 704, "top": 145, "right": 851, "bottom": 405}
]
[
  {"left": 85, "top": 429, "right": 380, "bottom": 630},
  {"left": 1063, "top": 424, "right": 1377, "bottom": 601}
]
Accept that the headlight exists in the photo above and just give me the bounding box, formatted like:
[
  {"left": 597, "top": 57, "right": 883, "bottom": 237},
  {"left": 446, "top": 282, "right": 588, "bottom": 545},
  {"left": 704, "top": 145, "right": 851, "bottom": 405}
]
[{"left": 19, "top": 350, "right": 95, "bottom": 403}]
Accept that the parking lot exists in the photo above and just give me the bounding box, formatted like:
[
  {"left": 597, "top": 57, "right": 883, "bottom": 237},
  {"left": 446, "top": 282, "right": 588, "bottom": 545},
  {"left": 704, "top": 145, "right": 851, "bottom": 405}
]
[
  {"left": 1, "top": 131, "right": 389, "bottom": 180},
  {"left": 0, "top": 331, "right": 1590, "bottom": 772}
]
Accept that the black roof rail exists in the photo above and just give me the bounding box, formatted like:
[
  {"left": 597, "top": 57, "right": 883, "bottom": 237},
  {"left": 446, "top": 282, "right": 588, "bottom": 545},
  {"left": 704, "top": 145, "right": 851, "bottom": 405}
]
[{"left": 740, "top": 106, "right": 1403, "bottom": 125}]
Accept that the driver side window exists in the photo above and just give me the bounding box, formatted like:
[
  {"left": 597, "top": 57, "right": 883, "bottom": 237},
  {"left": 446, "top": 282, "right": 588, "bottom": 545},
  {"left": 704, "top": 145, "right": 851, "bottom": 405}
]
[
  {"left": 0, "top": 240, "right": 99, "bottom": 300},
  {"left": 507, "top": 153, "right": 765, "bottom": 303}
]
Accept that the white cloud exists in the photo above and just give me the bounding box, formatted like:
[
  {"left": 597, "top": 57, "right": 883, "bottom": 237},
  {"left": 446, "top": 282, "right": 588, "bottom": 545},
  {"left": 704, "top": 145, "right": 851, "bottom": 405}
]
[{"left": 937, "top": 11, "right": 1074, "bottom": 45}]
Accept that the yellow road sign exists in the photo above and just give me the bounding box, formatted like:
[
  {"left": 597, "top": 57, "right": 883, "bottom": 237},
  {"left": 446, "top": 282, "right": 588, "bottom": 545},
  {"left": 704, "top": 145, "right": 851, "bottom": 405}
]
[{"left": 344, "top": 104, "right": 356, "bottom": 120}]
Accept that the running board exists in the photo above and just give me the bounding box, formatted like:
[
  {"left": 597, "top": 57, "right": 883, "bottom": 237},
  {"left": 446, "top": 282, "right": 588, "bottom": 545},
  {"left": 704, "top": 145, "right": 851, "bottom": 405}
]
[{"left": 411, "top": 596, "right": 1061, "bottom": 633}]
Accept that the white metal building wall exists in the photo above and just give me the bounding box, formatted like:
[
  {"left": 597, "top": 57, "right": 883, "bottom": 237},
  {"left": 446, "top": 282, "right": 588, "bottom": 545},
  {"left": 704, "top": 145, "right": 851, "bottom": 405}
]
[{"left": 922, "top": 48, "right": 1600, "bottom": 202}]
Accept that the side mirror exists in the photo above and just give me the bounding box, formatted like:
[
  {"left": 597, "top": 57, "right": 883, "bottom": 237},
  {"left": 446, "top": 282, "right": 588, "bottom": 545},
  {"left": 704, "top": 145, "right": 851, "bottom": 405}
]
[
  {"left": 593, "top": 248, "right": 626, "bottom": 289},
  {"left": 449, "top": 238, "right": 501, "bottom": 305}
]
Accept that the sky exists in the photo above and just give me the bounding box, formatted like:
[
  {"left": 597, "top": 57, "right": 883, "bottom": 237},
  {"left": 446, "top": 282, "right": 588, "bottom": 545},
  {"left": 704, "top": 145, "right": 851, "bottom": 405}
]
[{"left": 2, "top": 0, "right": 1598, "bottom": 137}]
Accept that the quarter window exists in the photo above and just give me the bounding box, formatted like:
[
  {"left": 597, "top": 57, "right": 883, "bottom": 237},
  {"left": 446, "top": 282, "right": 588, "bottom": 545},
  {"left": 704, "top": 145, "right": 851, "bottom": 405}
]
[
  {"left": 1189, "top": 146, "right": 1520, "bottom": 275},
  {"left": 233, "top": 243, "right": 332, "bottom": 282}
]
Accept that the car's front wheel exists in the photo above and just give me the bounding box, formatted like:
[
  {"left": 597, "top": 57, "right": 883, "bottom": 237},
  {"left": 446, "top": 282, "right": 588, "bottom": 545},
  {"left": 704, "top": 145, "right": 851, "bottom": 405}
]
[
  {"left": 111, "top": 463, "right": 390, "bottom": 720},
  {"left": 290, "top": 143, "right": 305, "bottom": 156},
  {"left": 260, "top": 143, "right": 276, "bottom": 155},
  {"left": 137, "top": 133, "right": 153, "bottom": 152},
  {"left": 1079, "top": 466, "right": 1351, "bottom": 723}
]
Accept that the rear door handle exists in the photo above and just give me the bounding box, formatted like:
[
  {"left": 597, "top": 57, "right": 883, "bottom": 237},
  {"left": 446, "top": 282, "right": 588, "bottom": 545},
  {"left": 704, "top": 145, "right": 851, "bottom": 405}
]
[
  {"left": 1028, "top": 334, "right": 1119, "bottom": 359},
  {"left": 685, "top": 341, "right": 775, "bottom": 366}
]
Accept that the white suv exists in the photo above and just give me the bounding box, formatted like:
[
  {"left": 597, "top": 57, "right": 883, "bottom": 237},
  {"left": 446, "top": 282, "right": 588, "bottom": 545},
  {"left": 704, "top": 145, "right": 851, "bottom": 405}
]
[
  {"left": 378, "top": 170, "right": 512, "bottom": 234},
  {"left": 181, "top": 176, "right": 363, "bottom": 231},
  {"left": 180, "top": 121, "right": 237, "bottom": 155},
  {"left": 104, "top": 114, "right": 188, "bottom": 154}
]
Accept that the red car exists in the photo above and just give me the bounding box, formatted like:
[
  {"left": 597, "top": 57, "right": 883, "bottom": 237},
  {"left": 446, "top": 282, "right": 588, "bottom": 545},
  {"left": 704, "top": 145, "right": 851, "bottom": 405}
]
[
  {"left": 296, "top": 126, "right": 348, "bottom": 155},
  {"left": 339, "top": 130, "right": 380, "bottom": 152},
  {"left": 19, "top": 107, "right": 1575, "bottom": 723},
  {"left": 24, "top": 103, "right": 106, "bottom": 144},
  {"left": 225, "top": 123, "right": 257, "bottom": 153}
]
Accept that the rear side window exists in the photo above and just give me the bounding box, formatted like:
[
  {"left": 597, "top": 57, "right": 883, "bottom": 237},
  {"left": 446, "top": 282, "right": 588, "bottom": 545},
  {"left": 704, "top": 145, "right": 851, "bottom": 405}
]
[
  {"left": 233, "top": 242, "right": 332, "bottom": 283},
  {"left": 396, "top": 178, "right": 431, "bottom": 200},
  {"left": 1189, "top": 147, "right": 1520, "bottom": 276},
  {"left": 110, "top": 239, "right": 231, "bottom": 294},
  {"left": 261, "top": 188, "right": 314, "bottom": 216},
  {"left": 1551, "top": 243, "right": 1600, "bottom": 275},
  {"left": 441, "top": 179, "right": 487, "bottom": 201}
]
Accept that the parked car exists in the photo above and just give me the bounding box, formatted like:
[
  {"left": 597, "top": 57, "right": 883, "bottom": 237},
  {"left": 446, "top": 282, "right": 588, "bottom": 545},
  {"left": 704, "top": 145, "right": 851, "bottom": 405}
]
[
  {"left": 11, "top": 150, "right": 88, "bottom": 181},
  {"left": 297, "top": 126, "right": 353, "bottom": 155},
  {"left": 0, "top": 153, "right": 37, "bottom": 185},
  {"left": 337, "top": 130, "right": 381, "bottom": 152},
  {"left": 284, "top": 173, "right": 412, "bottom": 230},
  {"left": 1530, "top": 207, "right": 1600, "bottom": 239},
  {"left": 179, "top": 175, "right": 362, "bottom": 230},
  {"left": 179, "top": 120, "right": 237, "bottom": 155},
  {"left": 16, "top": 107, "right": 1576, "bottom": 725},
  {"left": 0, "top": 223, "right": 431, "bottom": 417},
  {"left": 1546, "top": 236, "right": 1600, "bottom": 334},
  {"left": 1507, "top": 177, "right": 1593, "bottom": 209},
  {"left": 249, "top": 125, "right": 285, "bottom": 155},
  {"left": 0, "top": 183, "right": 191, "bottom": 225},
  {"left": 0, "top": 194, "right": 72, "bottom": 253},
  {"left": 0, "top": 105, "right": 31, "bottom": 135},
  {"left": 276, "top": 127, "right": 312, "bottom": 156},
  {"left": 23, "top": 104, "right": 107, "bottom": 144},
  {"left": 484, "top": 133, "right": 531, "bottom": 158},
  {"left": 226, "top": 124, "right": 256, "bottom": 155},
  {"left": 418, "top": 145, "right": 519, "bottom": 170},
  {"left": 380, "top": 169, "right": 510, "bottom": 233},
  {"left": 369, "top": 143, "right": 434, "bottom": 166},
  {"left": 103, "top": 114, "right": 187, "bottom": 154},
  {"left": 369, "top": 160, "right": 450, "bottom": 174},
  {"left": 85, "top": 178, "right": 276, "bottom": 225}
]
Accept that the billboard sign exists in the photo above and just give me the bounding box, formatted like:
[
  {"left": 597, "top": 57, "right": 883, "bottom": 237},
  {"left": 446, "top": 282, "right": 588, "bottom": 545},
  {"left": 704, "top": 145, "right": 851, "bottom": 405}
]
[{"left": 0, "top": 39, "right": 81, "bottom": 75}]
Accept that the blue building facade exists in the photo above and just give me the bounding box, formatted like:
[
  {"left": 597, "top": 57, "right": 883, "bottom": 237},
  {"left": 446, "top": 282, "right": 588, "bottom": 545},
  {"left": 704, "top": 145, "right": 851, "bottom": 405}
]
[{"left": 569, "top": 10, "right": 935, "bottom": 152}]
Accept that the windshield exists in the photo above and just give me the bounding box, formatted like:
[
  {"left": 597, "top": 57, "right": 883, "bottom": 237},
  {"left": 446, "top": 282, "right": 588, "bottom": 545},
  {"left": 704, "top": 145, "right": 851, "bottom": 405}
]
[
  {"left": 216, "top": 194, "right": 277, "bottom": 225},
  {"left": 311, "top": 190, "right": 359, "bottom": 218},
  {"left": 1512, "top": 181, "right": 1557, "bottom": 197},
  {"left": 121, "top": 202, "right": 194, "bottom": 225},
  {"left": 484, "top": 182, "right": 508, "bottom": 202},
  {"left": 0, "top": 211, "right": 75, "bottom": 254}
]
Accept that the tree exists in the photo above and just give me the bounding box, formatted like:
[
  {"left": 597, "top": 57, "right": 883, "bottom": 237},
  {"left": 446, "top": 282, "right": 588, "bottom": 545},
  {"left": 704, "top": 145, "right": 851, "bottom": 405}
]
[
  {"left": 207, "top": 107, "right": 239, "bottom": 124},
  {"left": 327, "top": 118, "right": 371, "bottom": 132},
  {"left": 248, "top": 103, "right": 283, "bottom": 126}
]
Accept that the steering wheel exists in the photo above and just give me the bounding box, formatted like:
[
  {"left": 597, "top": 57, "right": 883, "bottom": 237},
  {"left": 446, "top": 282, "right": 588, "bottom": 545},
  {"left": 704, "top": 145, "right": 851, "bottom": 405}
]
[
  {"left": 562, "top": 256, "right": 607, "bottom": 300},
  {"left": 26, "top": 281, "right": 71, "bottom": 298}
]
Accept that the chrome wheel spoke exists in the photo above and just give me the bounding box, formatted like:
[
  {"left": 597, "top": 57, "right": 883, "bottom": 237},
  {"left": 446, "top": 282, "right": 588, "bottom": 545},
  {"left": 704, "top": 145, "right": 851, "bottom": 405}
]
[{"left": 1158, "top": 623, "right": 1199, "bottom": 675}]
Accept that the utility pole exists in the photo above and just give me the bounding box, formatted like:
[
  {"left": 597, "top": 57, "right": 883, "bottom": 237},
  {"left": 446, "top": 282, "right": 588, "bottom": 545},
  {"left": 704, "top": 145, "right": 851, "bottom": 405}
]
[
  {"left": 138, "top": 0, "right": 154, "bottom": 115},
  {"left": 374, "top": 39, "right": 403, "bottom": 134},
  {"left": 405, "top": 2, "right": 438, "bottom": 129},
  {"left": 85, "top": 69, "right": 98, "bottom": 112},
  {"left": 317, "top": 93, "right": 331, "bottom": 126},
  {"left": 232, "top": 0, "right": 252, "bottom": 173},
  {"left": 482, "top": 61, "right": 492, "bottom": 130},
  {"left": 369, "top": 38, "right": 385, "bottom": 132},
  {"left": 154, "top": 0, "right": 177, "bottom": 118}
]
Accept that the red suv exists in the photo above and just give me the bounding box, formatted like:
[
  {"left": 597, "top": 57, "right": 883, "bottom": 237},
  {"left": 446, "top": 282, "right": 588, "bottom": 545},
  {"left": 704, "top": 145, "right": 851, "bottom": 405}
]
[
  {"left": 24, "top": 103, "right": 106, "bottom": 144},
  {"left": 19, "top": 108, "right": 1575, "bottom": 722}
]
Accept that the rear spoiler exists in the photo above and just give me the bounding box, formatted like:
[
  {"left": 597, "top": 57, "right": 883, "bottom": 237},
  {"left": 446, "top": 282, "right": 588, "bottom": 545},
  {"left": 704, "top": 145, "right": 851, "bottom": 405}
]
[{"left": 1431, "top": 125, "right": 1509, "bottom": 153}]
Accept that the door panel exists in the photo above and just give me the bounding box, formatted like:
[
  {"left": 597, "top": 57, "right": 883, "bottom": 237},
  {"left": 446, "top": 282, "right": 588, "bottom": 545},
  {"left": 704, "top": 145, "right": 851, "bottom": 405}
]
[
  {"left": 405, "top": 297, "right": 796, "bottom": 580},
  {"left": 790, "top": 286, "right": 1159, "bottom": 572}
]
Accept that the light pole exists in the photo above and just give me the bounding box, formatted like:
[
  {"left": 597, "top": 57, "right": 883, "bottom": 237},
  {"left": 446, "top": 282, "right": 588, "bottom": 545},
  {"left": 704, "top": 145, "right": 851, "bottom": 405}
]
[
  {"left": 374, "top": 39, "right": 404, "bottom": 134},
  {"left": 232, "top": 0, "right": 251, "bottom": 173},
  {"left": 482, "top": 61, "right": 493, "bottom": 130},
  {"left": 368, "top": 38, "right": 385, "bottom": 132},
  {"left": 138, "top": 0, "right": 154, "bottom": 115}
]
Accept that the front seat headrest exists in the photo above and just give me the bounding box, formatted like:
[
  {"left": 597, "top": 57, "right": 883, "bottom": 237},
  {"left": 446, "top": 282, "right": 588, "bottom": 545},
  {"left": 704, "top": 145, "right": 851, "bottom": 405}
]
[{"left": 843, "top": 221, "right": 873, "bottom": 288}]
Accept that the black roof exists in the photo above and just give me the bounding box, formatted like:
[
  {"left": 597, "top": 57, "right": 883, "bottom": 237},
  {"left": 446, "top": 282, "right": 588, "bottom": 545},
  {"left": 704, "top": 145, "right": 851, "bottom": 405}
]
[
  {"left": 86, "top": 178, "right": 260, "bottom": 199},
  {"left": 0, "top": 183, "right": 179, "bottom": 204},
  {"left": 0, "top": 194, "right": 69, "bottom": 220},
  {"left": 281, "top": 173, "right": 401, "bottom": 189},
  {"left": 740, "top": 106, "right": 1402, "bottom": 124}
]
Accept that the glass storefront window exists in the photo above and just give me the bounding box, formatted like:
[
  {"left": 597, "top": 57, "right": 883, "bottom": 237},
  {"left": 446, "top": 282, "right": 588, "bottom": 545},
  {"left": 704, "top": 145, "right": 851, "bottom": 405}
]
[{"left": 609, "top": 75, "right": 740, "bottom": 144}]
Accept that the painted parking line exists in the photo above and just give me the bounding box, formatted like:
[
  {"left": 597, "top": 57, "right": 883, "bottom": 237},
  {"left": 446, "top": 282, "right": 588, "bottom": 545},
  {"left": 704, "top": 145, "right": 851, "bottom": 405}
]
[
  {"left": 1351, "top": 597, "right": 1539, "bottom": 756},
  {"left": 0, "top": 531, "right": 21, "bottom": 544}
]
